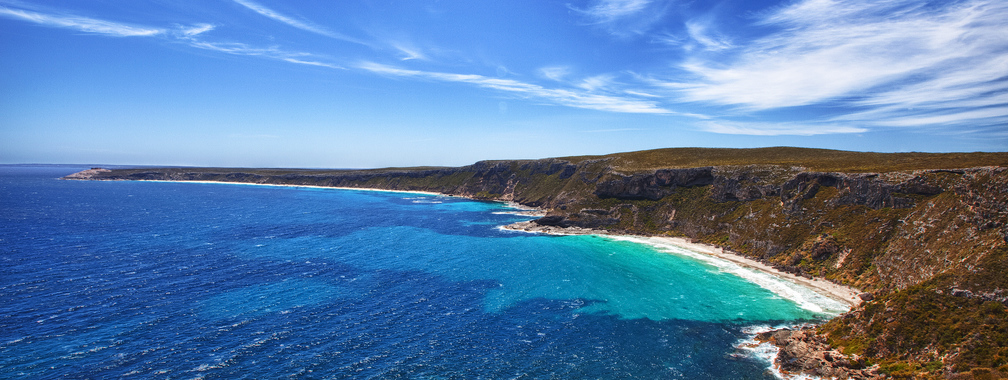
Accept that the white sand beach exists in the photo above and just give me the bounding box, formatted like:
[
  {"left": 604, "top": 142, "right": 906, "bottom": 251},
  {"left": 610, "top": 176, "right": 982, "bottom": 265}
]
[
  {"left": 120, "top": 178, "right": 862, "bottom": 310},
  {"left": 502, "top": 220, "right": 863, "bottom": 310}
]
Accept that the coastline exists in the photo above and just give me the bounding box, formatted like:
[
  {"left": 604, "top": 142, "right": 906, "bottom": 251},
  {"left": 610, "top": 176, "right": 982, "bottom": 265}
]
[
  {"left": 500, "top": 220, "right": 873, "bottom": 379},
  {"left": 501, "top": 220, "right": 862, "bottom": 310},
  {"left": 128, "top": 179, "right": 452, "bottom": 197},
  {"left": 84, "top": 177, "right": 861, "bottom": 309},
  {"left": 78, "top": 177, "right": 860, "bottom": 309},
  {"left": 133, "top": 179, "right": 550, "bottom": 217},
  {"left": 75, "top": 176, "right": 871, "bottom": 378}
]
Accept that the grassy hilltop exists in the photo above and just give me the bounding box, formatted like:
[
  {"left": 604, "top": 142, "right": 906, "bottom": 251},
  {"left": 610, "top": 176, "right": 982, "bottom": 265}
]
[{"left": 67, "top": 147, "right": 1008, "bottom": 378}]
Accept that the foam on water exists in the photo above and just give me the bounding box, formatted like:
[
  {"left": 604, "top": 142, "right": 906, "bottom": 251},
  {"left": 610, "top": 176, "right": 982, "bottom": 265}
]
[
  {"left": 611, "top": 236, "right": 850, "bottom": 317},
  {"left": 1, "top": 166, "right": 839, "bottom": 378}
]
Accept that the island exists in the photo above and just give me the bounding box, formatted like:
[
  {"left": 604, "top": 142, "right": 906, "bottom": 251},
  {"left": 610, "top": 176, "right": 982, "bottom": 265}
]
[{"left": 65, "top": 147, "right": 1008, "bottom": 379}]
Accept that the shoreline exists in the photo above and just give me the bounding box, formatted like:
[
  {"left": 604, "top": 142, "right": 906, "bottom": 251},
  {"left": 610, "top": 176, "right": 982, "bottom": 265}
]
[
  {"left": 501, "top": 220, "right": 862, "bottom": 310},
  {"left": 97, "top": 178, "right": 862, "bottom": 308},
  {"left": 128, "top": 179, "right": 453, "bottom": 197},
  {"left": 92, "top": 177, "right": 858, "bottom": 308},
  {"left": 76, "top": 176, "right": 865, "bottom": 379},
  {"left": 102, "top": 179, "right": 551, "bottom": 216}
]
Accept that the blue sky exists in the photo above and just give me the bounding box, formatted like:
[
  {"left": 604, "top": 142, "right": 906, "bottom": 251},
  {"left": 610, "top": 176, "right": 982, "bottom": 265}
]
[{"left": 1, "top": 0, "right": 1006, "bottom": 168}]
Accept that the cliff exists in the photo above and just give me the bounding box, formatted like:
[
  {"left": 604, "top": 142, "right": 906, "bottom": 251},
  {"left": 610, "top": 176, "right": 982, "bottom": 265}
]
[{"left": 64, "top": 147, "right": 1008, "bottom": 378}]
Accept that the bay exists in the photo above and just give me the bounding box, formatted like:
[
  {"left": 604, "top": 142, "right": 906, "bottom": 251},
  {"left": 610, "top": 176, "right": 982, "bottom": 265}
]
[{"left": 0, "top": 166, "right": 831, "bottom": 378}]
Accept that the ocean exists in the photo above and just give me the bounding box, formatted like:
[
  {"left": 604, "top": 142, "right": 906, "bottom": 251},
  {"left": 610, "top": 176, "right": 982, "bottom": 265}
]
[{"left": 0, "top": 166, "right": 843, "bottom": 379}]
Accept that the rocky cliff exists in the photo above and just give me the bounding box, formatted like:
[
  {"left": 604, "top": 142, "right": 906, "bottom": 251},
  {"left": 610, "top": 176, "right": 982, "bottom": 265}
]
[{"left": 65, "top": 147, "right": 1008, "bottom": 378}]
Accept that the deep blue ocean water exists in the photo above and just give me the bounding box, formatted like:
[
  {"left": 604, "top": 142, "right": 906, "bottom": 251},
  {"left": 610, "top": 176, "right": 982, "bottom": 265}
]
[{"left": 1, "top": 166, "right": 838, "bottom": 379}]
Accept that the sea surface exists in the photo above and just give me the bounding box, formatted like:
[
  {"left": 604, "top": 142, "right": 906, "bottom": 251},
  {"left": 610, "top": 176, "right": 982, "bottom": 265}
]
[{"left": 1, "top": 166, "right": 843, "bottom": 379}]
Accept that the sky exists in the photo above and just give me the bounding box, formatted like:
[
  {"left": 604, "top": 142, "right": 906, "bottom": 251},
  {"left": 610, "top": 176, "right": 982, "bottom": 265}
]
[{"left": 1, "top": 0, "right": 1006, "bottom": 168}]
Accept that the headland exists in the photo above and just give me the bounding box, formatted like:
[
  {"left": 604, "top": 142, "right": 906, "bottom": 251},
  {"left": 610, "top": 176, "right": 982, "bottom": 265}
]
[{"left": 63, "top": 147, "right": 1008, "bottom": 378}]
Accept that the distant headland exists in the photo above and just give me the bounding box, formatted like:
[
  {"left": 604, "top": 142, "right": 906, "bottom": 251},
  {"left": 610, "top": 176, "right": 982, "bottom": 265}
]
[{"left": 65, "top": 147, "right": 1008, "bottom": 379}]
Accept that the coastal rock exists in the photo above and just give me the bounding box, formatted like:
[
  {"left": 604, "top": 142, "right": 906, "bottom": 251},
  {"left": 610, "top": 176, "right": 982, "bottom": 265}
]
[
  {"left": 61, "top": 148, "right": 1008, "bottom": 377},
  {"left": 761, "top": 327, "right": 881, "bottom": 380},
  {"left": 61, "top": 167, "right": 110, "bottom": 179},
  {"left": 779, "top": 172, "right": 922, "bottom": 211},
  {"left": 594, "top": 167, "right": 714, "bottom": 200}
]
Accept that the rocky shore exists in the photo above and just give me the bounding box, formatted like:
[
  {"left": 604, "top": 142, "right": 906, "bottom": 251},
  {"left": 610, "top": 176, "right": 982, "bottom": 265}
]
[
  {"left": 757, "top": 327, "right": 882, "bottom": 379},
  {"left": 62, "top": 148, "right": 1008, "bottom": 378}
]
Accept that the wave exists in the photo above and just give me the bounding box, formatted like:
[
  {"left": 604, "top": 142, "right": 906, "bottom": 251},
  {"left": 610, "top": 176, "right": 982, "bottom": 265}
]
[{"left": 607, "top": 236, "right": 850, "bottom": 316}]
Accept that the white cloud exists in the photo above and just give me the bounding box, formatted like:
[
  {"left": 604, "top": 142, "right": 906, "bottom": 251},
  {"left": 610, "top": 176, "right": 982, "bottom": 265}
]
[
  {"left": 358, "top": 62, "right": 672, "bottom": 114},
  {"left": 574, "top": 0, "right": 666, "bottom": 37},
  {"left": 624, "top": 90, "right": 660, "bottom": 98},
  {"left": 583, "top": 0, "right": 652, "bottom": 23},
  {"left": 580, "top": 128, "right": 645, "bottom": 133},
  {"left": 187, "top": 40, "right": 282, "bottom": 56},
  {"left": 283, "top": 58, "right": 344, "bottom": 70},
  {"left": 390, "top": 42, "right": 425, "bottom": 61},
  {"left": 231, "top": 0, "right": 365, "bottom": 45},
  {"left": 539, "top": 66, "right": 571, "bottom": 81},
  {"left": 185, "top": 38, "right": 342, "bottom": 70},
  {"left": 578, "top": 74, "right": 617, "bottom": 91},
  {"left": 846, "top": 106, "right": 1008, "bottom": 128},
  {"left": 701, "top": 121, "right": 868, "bottom": 136},
  {"left": 0, "top": 6, "right": 163, "bottom": 37},
  {"left": 684, "top": 19, "right": 732, "bottom": 51},
  {"left": 179, "top": 23, "right": 214, "bottom": 37},
  {"left": 0, "top": 4, "right": 345, "bottom": 73},
  {"left": 232, "top": 0, "right": 328, "bottom": 35},
  {"left": 676, "top": 0, "right": 1008, "bottom": 127}
]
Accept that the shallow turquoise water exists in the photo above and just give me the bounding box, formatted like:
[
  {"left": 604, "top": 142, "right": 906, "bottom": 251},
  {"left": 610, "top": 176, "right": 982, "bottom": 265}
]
[{"left": 0, "top": 166, "right": 837, "bottom": 378}]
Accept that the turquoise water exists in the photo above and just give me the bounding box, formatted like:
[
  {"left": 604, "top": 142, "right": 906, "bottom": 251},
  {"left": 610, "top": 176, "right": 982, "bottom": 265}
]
[{"left": 0, "top": 166, "right": 839, "bottom": 378}]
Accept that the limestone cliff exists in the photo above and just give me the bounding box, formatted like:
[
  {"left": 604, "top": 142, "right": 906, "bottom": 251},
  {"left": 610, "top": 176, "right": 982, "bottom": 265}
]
[{"left": 64, "top": 147, "right": 1008, "bottom": 378}]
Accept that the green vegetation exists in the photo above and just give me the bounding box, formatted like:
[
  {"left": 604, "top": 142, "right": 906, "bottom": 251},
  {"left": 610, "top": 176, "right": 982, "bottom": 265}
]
[
  {"left": 821, "top": 263, "right": 1008, "bottom": 378},
  {"left": 563, "top": 147, "right": 1008, "bottom": 172},
  {"left": 67, "top": 147, "right": 1008, "bottom": 377}
]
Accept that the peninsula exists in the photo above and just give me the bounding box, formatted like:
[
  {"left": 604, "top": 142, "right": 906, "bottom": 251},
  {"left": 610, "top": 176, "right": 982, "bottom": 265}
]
[{"left": 65, "top": 147, "right": 1008, "bottom": 379}]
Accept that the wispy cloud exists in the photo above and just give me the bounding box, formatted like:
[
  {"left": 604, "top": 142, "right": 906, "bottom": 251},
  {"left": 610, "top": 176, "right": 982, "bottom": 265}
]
[
  {"left": 684, "top": 19, "right": 732, "bottom": 51},
  {"left": 840, "top": 106, "right": 1008, "bottom": 128},
  {"left": 186, "top": 39, "right": 341, "bottom": 69},
  {"left": 0, "top": 6, "right": 163, "bottom": 37},
  {"left": 390, "top": 42, "right": 425, "bottom": 61},
  {"left": 0, "top": 4, "right": 343, "bottom": 75},
  {"left": 582, "top": 0, "right": 652, "bottom": 23},
  {"left": 573, "top": 0, "right": 666, "bottom": 37},
  {"left": 701, "top": 121, "right": 868, "bottom": 136},
  {"left": 178, "top": 23, "right": 214, "bottom": 37},
  {"left": 674, "top": 0, "right": 1008, "bottom": 135},
  {"left": 359, "top": 62, "right": 672, "bottom": 114},
  {"left": 581, "top": 128, "right": 646, "bottom": 133},
  {"left": 232, "top": 0, "right": 328, "bottom": 36},
  {"left": 231, "top": 0, "right": 366, "bottom": 45},
  {"left": 283, "top": 58, "right": 344, "bottom": 70},
  {"left": 578, "top": 74, "right": 617, "bottom": 91},
  {"left": 539, "top": 66, "right": 571, "bottom": 81},
  {"left": 624, "top": 90, "right": 660, "bottom": 98}
]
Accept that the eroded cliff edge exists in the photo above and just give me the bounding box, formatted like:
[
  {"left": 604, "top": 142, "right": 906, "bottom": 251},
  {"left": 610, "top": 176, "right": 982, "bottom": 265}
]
[{"left": 65, "top": 147, "right": 1008, "bottom": 378}]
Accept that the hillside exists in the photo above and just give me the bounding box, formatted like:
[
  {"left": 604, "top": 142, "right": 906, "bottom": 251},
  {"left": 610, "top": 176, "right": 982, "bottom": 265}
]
[{"left": 65, "top": 147, "right": 1008, "bottom": 378}]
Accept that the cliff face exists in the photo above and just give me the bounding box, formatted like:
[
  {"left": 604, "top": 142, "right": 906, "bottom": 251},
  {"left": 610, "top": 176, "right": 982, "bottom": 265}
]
[{"left": 65, "top": 148, "right": 1008, "bottom": 378}]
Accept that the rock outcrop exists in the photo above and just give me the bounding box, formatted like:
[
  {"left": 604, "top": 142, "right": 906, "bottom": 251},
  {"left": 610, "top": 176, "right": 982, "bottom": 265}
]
[
  {"left": 63, "top": 148, "right": 1008, "bottom": 378},
  {"left": 758, "top": 327, "right": 882, "bottom": 379}
]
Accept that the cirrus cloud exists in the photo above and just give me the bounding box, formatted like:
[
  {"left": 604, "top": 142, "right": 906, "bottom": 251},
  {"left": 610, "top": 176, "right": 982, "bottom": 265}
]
[
  {"left": 0, "top": 5, "right": 163, "bottom": 37},
  {"left": 676, "top": 0, "right": 1008, "bottom": 118}
]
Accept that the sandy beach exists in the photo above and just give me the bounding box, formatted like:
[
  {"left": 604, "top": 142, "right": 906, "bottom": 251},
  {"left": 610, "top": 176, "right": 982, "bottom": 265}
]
[
  {"left": 109, "top": 178, "right": 862, "bottom": 309},
  {"left": 502, "top": 220, "right": 863, "bottom": 309},
  {"left": 130, "top": 179, "right": 451, "bottom": 197}
]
